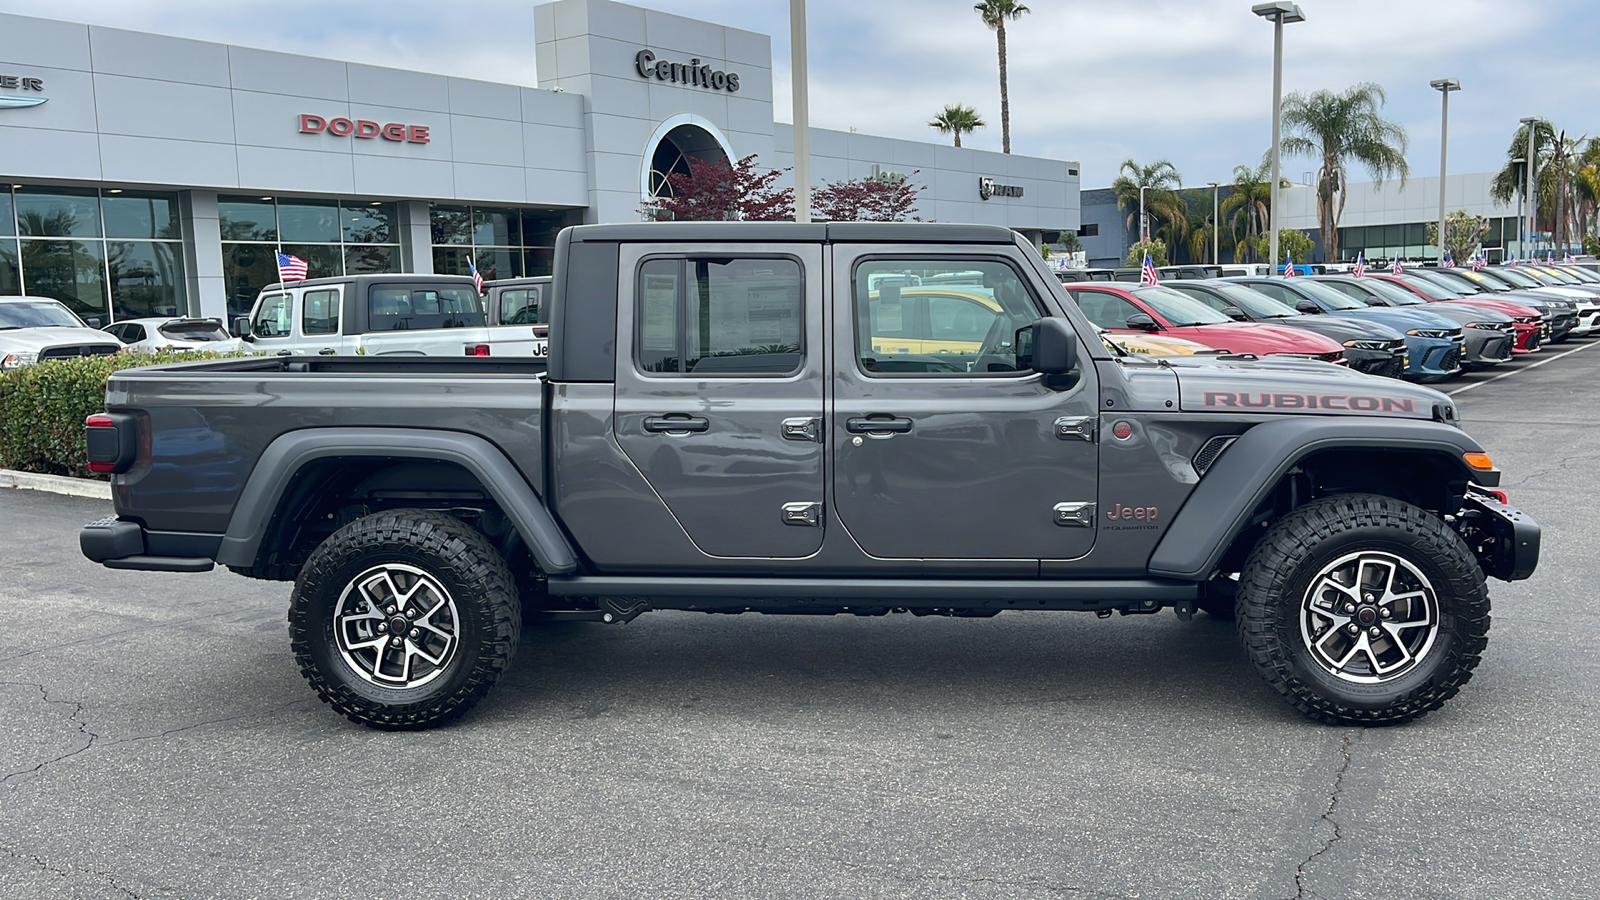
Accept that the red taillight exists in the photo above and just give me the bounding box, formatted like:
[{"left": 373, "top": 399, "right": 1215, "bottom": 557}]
[
  {"left": 465, "top": 344, "right": 491, "bottom": 356},
  {"left": 87, "top": 461, "right": 116, "bottom": 473},
  {"left": 86, "top": 413, "right": 136, "bottom": 475},
  {"left": 86, "top": 414, "right": 114, "bottom": 429}
]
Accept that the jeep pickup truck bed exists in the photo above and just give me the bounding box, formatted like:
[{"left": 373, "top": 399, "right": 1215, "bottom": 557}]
[{"left": 81, "top": 222, "right": 1539, "bottom": 730}]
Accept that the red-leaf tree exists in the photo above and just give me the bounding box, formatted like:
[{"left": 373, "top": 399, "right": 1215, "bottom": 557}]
[
  {"left": 812, "top": 171, "right": 926, "bottom": 222},
  {"left": 646, "top": 154, "right": 794, "bottom": 221}
]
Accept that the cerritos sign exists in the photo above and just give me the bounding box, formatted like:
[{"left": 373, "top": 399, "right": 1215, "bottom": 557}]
[
  {"left": 978, "top": 177, "right": 1024, "bottom": 201},
  {"left": 298, "top": 114, "right": 431, "bottom": 144},
  {"left": 634, "top": 49, "right": 741, "bottom": 93}
]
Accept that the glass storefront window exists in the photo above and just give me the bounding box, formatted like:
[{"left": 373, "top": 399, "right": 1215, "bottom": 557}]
[
  {"left": 223, "top": 243, "right": 275, "bottom": 316},
  {"left": 15, "top": 188, "right": 102, "bottom": 238},
  {"left": 278, "top": 244, "right": 343, "bottom": 280},
  {"left": 103, "top": 192, "right": 181, "bottom": 240},
  {"left": 107, "top": 241, "right": 186, "bottom": 319},
  {"left": 20, "top": 239, "right": 108, "bottom": 320},
  {"left": 277, "top": 199, "right": 340, "bottom": 243},
  {"left": 430, "top": 205, "right": 472, "bottom": 245},
  {"left": 1, "top": 240, "right": 19, "bottom": 294},
  {"left": 0, "top": 190, "right": 13, "bottom": 237},
  {"left": 473, "top": 207, "right": 519, "bottom": 246},
  {"left": 345, "top": 245, "right": 397, "bottom": 275},
  {"left": 344, "top": 202, "right": 396, "bottom": 243},
  {"left": 218, "top": 197, "right": 278, "bottom": 242},
  {"left": 525, "top": 247, "right": 555, "bottom": 277}
]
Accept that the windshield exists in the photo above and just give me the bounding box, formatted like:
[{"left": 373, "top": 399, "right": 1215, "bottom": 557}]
[
  {"left": 1422, "top": 270, "right": 1485, "bottom": 294},
  {"left": 1525, "top": 268, "right": 1571, "bottom": 285},
  {"left": 1361, "top": 278, "right": 1428, "bottom": 305},
  {"left": 1130, "top": 286, "right": 1232, "bottom": 326},
  {"left": 158, "top": 320, "right": 231, "bottom": 341},
  {"left": 1207, "top": 283, "right": 1300, "bottom": 318},
  {"left": 1395, "top": 274, "right": 1464, "bottom": 300},
  {"left": 1559, "top": 266, "right": 1600, "bottom": 283},
  {"left": 1280, "top": 279, "right": 1369, "bottom": 311},
  {"left": 0, "top": 300, "right": 85, "bottom": 330},
  {"left": 1491, "top": 267, "right": 1543, "bottom": 288}
]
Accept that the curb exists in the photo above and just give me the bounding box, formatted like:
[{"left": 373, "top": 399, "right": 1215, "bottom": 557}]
[{"left": 0, "top": 468, "right": 112, "bottom": 500}]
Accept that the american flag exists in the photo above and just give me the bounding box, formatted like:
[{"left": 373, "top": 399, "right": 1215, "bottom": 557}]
[
  {"left": 1472, "top": 253, "right": 1486, "bottom": 271},
  {"left": 1444, "top": 252, "right": 1455, "bottom": 268},
  {"left": 1352, "top": 254, "right": 1366, "bottom": 277},
  {"left": 1390, "top": 256, "right": 1404, "bottom": 275},
  {"left": 1509, "top": 253, "right": 1519, "bottom": 267},
  {"left": 276, "top": 252, "right": 308, "bottom": 283},
  {"left": 1565, "top": 251, "right": 1577, "bottom": 263},
  {"left": 1282, "top": 254, "right": 1296, "bottom": 277},
  {"left": 469, "top": 259, "right": 485, "bottom": 295},
  {"left": 1139, "top": 251, "right": 1158, "bottom": 286}
]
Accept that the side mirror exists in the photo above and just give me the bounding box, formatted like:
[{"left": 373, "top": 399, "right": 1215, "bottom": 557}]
[
  {"left": 1024, "top": 317, "right": 1078, "bottom": 375},
  {"left": 1125, "top": 313, "right": 1159, "bottom": 331},
  {"left": 231, "top": 316, "right": 252, "bottom": 339},
  {"left": 85, "top": 316, "right": 103, "bottom": 329},
  {"left": 1221, "top": 306, "right": 1248, "bottom": 321},
  {"left": 1363, "top": 297, "right": 1385, "bottom": 306},
  {"left": 1294, "top": 300, "right": 1321, "bottom": 314}
]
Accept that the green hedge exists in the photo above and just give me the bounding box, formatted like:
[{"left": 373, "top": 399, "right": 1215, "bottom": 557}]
[{"left": 0, "top": 352, "right": 244, "bottom": 478}]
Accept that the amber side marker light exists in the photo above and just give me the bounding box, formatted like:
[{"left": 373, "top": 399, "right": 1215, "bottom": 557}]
[{"left": 1463, "top": 452, "right": 1495, "bottom": 471}]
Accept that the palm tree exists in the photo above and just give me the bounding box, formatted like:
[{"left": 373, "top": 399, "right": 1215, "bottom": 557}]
[
  {"left": 1279, "top": 82, "right": 1409, "bottom": 262},
  {"left": 1492, "top": 119, "right": 1568, "bottom": 253},
  {"left": 1110, "top": 158, "right": 1184, "bottom": 249},
  {"left": 1221, "top": 162, "right": 1272, "bottom": 263},
  {"left": 928, "top": 104, "right": 985, "bottom": 148},
  {"left": 974, "top": 0, "right": 1028, "bottom": 154}
]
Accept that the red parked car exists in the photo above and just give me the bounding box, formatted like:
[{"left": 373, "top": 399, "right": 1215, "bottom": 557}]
[{"left": 1067, "top": 283, "right": 1346, "bottom": 363}]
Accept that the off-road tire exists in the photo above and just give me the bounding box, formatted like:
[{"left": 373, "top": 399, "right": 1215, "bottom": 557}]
[
  {"left": 1237, "top": 493, "right": 1489, "bottom": 726},
  {"left": 289, "top": 509, "right": 520, "bottom": 730}
]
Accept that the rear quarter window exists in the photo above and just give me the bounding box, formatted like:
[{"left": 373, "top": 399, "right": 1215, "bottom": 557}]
[{"left": 367, "top": 285, "right": 486, "bottom": 331}]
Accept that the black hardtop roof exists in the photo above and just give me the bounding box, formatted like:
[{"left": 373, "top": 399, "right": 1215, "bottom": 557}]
[
  {"left": 261, "top": 273, "right": 475, "bottom": 291},
  {"left": 565, "top": 222, "right": 1023, "bottom": 244}
]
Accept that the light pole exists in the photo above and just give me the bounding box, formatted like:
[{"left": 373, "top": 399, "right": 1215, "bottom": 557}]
[
  {"left": 1431, "top": 79, "right": 1460, "bottom": 265},
  {"left": 1520, "top": 115, "right": 1539, "bottom": 259},
  {"left": 1138, "top": 184, "right": 1147, "bottom": 246},
  {"left": 1209, "top": 181, "right": 1220, "bottom": 264},
  {"left": 1253, "top": 2, "right": 1305, "bottom": 273},
  {"left": 791, "top": 0, "right": 812, "bottom": 223},
  {"left": 1511, "top": 156, "right": 1525, "bottom": 259}
]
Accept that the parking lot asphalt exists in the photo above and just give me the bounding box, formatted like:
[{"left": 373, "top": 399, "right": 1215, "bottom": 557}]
[{"left": 3, "top": 344, "right": 1598, "bottom": 900}]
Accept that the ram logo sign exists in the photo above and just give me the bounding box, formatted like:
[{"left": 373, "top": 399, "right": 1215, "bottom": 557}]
[{"left": 978, "top": 177, "right": 1024, "bottom": 201}]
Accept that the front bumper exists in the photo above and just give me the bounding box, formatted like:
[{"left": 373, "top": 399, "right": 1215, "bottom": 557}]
[
  {"left": 1344, "top": 347, "right": 1407, "bottom": 378},
  {"left": 1463, "top": 327, "right": 1515, "bottom": 366},
  {"left": 1403, "top": 335, "right": 1463, "bottom": 379},
  {"left": 1573, "top": 308, "right": 1600, "bottom": 335},
  {"left": 1459, "top": 490, "right": 1540, "bottom": 582},
  {"left": 1512, "top": 321, "right": 1543, "bottom": 353}
]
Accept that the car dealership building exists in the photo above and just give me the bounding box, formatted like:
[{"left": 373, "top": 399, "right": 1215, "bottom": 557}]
[{"left": 0, "top": 0, "right": 1080, "bottom": 326}]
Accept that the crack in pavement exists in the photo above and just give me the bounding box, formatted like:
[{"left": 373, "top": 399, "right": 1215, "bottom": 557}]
[
  {"left": 0, "top": 681, "right": 99, "bottom": 787},
  {"left": 0, "top": 843, "right": 141, "bottom": 899},
  {"left": 1289, "top": 729, "right": 1357, "bottom": 900},
  {"left": 0, "top": 607, "right": 258, "bottom": 665}
]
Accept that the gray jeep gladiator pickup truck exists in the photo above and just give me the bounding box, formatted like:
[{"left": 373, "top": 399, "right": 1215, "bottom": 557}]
[{"left": 80, "top": 223, "right": 1539, "bottom": 730}]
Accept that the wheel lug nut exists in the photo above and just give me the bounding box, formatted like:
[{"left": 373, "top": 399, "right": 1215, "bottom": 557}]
[
  {"left": 1364, "top": 594, "right": 1375, "bottom": 603},
  {"left": 1368, "top": 626, "right": 1382, "bottom": 638},
  {"left": 385, "top": 606, "right": 397, "bottom": 615},
  {"left": 409, "top": 628, "right": 421, "bottom": 639},
  {"left": 1346, "top": 624, "right": 1359, "bottom": 635},
  {"left": 1380, "top": 608, "right": 1392, "bottom": 619},
  {"left": 390, "top": 636, "right": 403, "bottom": 647},
  {"left": 377, "top": 622, "right": 388, "bottom": 632},
  {"left": 1343, "top": 603, "right": 1356, "bottom": 614},
  {"left": 405, "top": 609, "right": 417, "bottom": 619}
]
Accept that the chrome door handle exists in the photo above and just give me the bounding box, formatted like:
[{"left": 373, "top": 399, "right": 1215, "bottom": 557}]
[
  {"left": 845, "top": 415, "right": 913, "bottom": 435},
  {"left": 643, "top": 414, "right": 710, "bottom": 434},
  {"left": 275, "top": 350, "right": 293, "bottom": 356}
]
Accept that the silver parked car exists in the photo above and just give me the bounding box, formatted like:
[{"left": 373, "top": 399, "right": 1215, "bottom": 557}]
[{"left": 103, "top": 317, "right": 245, "bottom": 354}]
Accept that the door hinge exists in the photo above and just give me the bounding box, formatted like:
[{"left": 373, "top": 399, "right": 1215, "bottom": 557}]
[
  {"left": 1053, "top": 501, "right": 1096, "bottom": 527},
  {"left": 781, "top": 416, "right": 821, "bottom": 442},
  {"left": 781, "top": 501, "right": 822, "bottom": 527},
  {"left": 1054, "top": 416, "right": 1095, "bottom": 441}
]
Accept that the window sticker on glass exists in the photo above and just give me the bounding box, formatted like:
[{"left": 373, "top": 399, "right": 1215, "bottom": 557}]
[{"left": 640, "top": 272, "right": 678, "bottom": 353}]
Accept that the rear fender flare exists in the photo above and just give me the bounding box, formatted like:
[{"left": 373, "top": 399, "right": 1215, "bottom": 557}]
[
  {"left": 214, "top": 428, "right": 577, "bottom": 575},
  {"left": 1147, "top": 418, "right": 1490, "bottom": 580}
]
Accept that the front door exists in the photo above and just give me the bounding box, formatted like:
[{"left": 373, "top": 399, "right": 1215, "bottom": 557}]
[
  {"left": 612, "top": 243, "right": 825, "bottom": 559},
  {"left": 830, "top": 249, "right": 1100, "bottom": 562}
]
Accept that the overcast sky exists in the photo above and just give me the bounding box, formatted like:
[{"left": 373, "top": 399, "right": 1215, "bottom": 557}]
[{"left": 8, "top": 0, "right": 1597, "bottom": 190}]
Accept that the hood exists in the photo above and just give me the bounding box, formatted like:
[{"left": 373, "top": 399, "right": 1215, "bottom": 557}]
[
  {"left": 1167, "top": 322, "right": 1343, "bottom": 355},
  {"left": 0, "top": 326, "right": 123, "bottom": 353},
  {"left": 1169, "top": 356, "right": 1454, "bottom": 421},
  {"left": 1276, "top": 314, "right": 1403, "bottom": 341},
  {"left": 1411, "top": 303, "right": 1511, "bottom": 325},
  {"left": 1111, "top": 333, "right": 1220, "bottom": 356},
  {"left": 1440, "top": 296, "right": 1540, "bottom": 317},
  {"left": 1331, "top": 306, "right": 1460, "bottom": 330}
]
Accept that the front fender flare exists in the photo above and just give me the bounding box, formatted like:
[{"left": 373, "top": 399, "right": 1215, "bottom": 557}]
[
  {"left": 1147, "top": 418, "right": 1490, "bottom": 580},
  {"left": 214, "top": 428, "right": 578, "bottom": 575}
]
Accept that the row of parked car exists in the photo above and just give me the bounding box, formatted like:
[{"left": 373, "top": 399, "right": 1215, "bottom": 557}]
[
  {"left": 1061, "top": 262, "right": 1600, "bottom": 381},
  {"left": 3, "top": 261, "right": 1597, "bottom": 382}
]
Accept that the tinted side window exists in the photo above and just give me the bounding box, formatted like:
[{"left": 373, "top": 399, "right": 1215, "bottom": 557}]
[
  {"left": 499, "top": 288, "right": 540, "bottom": 325},
  {"left": 302, "top": 289, "right": 340, "bottom": 336},
  {"left": 1074, "top": 289, "right": 1142, "bottom": 330},
  {"left": 252, "top": 293, "right": 292, "bottom": 337},
  {"left": 367, "top": 286, "right": 486, "bottom": 331},
  {"left": 1247, "top": 282, "right": 1298, "bottom": 305},
  {"left": 127, "top": 324, "right": 146, "bottom": 342},
  {"left": 635, "top": 257, "right": 803, "bottom": 376},
  {"left": 1167, "top": 286, "right": 1227, "bottom": 312},
  {"left": 854, "top": 259, "right": 1042, "bottom": 375}
]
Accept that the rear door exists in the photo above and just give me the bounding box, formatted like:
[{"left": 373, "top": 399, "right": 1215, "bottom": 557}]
[
  {"left": 830, "top": 248, "right": 1100, "bottom": 563},
  {"left": 612, "top": 243, "right": 825, "bottom": 559},
  {"left": 488, "top": 284, "right": 549, "bottom": 357},
  {"left": 298, "top": 285, "right": 347, "bottom": 355}
]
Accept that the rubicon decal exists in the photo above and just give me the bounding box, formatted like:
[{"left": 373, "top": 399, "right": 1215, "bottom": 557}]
[
  {"left": 1202, "top": 391, "right": 1416, "bottom": 413},
  {"left": 299, "top": 114, "right": 430, "bottom": 144}
]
